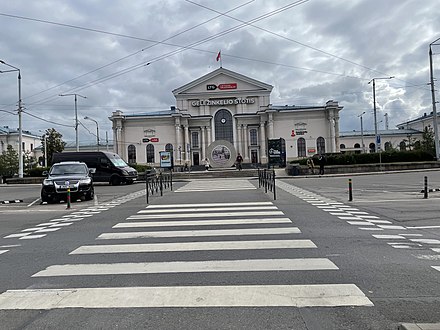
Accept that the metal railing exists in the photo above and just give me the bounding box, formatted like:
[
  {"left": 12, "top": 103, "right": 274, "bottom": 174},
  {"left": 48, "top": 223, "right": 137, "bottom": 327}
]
[
  {"left": 258, "top": 168, "right": 276, "bottom": 200},
  {"left": 146, "top": 170, "right": 173, "bottom": 204}
]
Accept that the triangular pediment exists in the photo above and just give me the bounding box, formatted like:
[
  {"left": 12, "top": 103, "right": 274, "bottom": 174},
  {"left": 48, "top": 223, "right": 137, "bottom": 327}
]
[{"left": 172, "top": 67, "right": 273, "bottom": 96}]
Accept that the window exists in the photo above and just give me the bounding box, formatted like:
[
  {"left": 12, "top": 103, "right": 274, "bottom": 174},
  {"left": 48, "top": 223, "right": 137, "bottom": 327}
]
[
  {"left": 30, "top": 143, "right": 33, "bottom": 151},
  {"left": 297, "top": 138, "right": 306, "bottom": 157},
  {"left": 384, "top": 142, "right": 392, "bottom": 151},
  {"left": 354, "top": 143, "right": 360, "bottom": 148},
  {"left": 399, "top": 141, "right": 406, "bottom": 151},
  {"left": 128, "top": 144, "right": 136, "bottom": 164},
  {"left": 191, "top": 131, "right": 199, "bottom": 148},
  {"left": 317, "top": 137, "right": 325, "bottom": 155},
  {"left": 340, "top": 144, "right": 346, "bottom": 149},
  {"left": 165, "top": 143, "right": 173, "bottom": 153},
  {"left": 146, "top": 144, "right": 155, "bottom": 163},
  {"left": 214, "top": 109, "right": 233, "bottom": 143},
  {"left": 369, "top": 143, "right": 376, "bottom": 153},
  {"left": 250, "top": 128, "right": 258, "bottom": 145}
]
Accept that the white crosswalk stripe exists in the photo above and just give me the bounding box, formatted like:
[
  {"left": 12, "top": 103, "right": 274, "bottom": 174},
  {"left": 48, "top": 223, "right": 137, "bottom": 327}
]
[
  {"left": 0, "top": 199, "right": 374, "bottom": 310},
  {"left": 175, "top": 179, "right": 256, "bottom": 192}
]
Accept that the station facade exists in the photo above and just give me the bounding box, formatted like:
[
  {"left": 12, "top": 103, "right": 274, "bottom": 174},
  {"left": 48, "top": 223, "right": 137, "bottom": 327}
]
[{"left": 109, "top": 67, "right": 343, "bottom": 168}]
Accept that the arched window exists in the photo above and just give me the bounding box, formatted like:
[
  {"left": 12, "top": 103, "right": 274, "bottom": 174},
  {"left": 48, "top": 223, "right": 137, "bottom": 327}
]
[
  {"left": 249, "top": 129, "right": 258, "bottom": 145},
  {"left": 369, "top": 143, "right": 376, "bottom": 153},
  {"left": 165, "top": 143, "right": 173, "bottom": 152},
  {"left": 214, "top": 109, "right": 233, "bottom": 143},
  {"left": 340, "top": 144, "right": 346, "bottom": 149},
  {"left": 146, "top": 144, "right": 155, "bottom": 163},
  {"left": 317, "top": 137, "right": 325, "bottom": 155},
  {"left": 128, "top": 145, "right": 136, "bottom": 164},
  {"left": 384, "top": 142, "right": 392, "bottom": 151},
  {"left": 354, "top": 143, "right": 360, "bottom": 148},
  {"left": 399, "top": 141, "right": 406, "bottom": 151},
  {"left": 297, "top": 138, "right": 306, "bottom": 157}
]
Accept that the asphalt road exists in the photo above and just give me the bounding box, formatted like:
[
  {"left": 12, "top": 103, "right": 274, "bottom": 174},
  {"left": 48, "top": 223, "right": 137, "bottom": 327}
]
[{"left": 0, "top": 173, "right": 439, "bottom": 329}]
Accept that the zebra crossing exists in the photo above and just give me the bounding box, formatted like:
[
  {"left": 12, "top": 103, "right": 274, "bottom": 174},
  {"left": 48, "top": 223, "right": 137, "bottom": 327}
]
[
  {"left": 175, "top": 178, "right": 256, "bottom": 192},
  {"left": 0, "top": 197, "right": 373, "bottom": 309}
]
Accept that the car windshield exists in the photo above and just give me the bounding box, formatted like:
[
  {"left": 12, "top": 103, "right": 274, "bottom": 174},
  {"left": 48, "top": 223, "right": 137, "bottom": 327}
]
[
  {"left": 50, "top": 164, "right": 87, "bottom": 175},
  {"left": 108, "top": 154, "right": 129, "bottom": 168}
]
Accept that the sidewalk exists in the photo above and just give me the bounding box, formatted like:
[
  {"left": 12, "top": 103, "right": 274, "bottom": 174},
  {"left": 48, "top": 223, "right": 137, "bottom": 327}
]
[{"left": 399, "top": 323, "right": 440, "bottom": 330}]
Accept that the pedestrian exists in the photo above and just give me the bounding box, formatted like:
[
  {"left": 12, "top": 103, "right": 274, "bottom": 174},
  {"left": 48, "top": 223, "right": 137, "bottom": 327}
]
[
  {"left": 235, "top": 153, "right": 243, "bottom": 171},
  {"left": 318, "top": 154, "right": 326, "bottom": 175},
  {"left": 204, "top": 158, "right": 210, "bottom": 171},
  {"left": 306, "top": 157, "right": 315, "bottom": 174}
]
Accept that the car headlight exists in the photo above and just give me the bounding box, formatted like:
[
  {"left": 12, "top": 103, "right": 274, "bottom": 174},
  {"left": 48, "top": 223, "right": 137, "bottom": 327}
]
[
  {"left": 79, "top": 178, "right": 92, "bottom": 184},
  {"left": 43, "top": 179, "right": 54, "bottom": 186},
  {"left": 121, "top": 169, "right": 129, "bottom": 175}
]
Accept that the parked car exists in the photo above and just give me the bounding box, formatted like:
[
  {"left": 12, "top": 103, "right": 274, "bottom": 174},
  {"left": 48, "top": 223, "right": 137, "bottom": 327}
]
[
  {"left": 41, "top": 161, "right": 94, "bottom": 203},
  {"left": 52, "top": 151, "right": 137, "bottom": 185}
]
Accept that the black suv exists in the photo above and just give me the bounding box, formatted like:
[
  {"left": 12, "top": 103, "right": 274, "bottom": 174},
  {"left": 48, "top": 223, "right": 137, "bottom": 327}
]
[{"left": 41, "top": 161, "right": 94, "bottom": 203}]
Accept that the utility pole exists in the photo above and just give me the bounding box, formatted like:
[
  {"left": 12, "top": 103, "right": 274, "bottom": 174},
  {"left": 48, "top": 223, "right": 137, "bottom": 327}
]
[
  {"left": 59, "top": 93, "right": 87, "bottom": 151},
  {"left": 429, "top": 37, "right": 440, "bottom": 160},
  {"left": 358, "top": 112, "right": 366, "bottom": 153}
]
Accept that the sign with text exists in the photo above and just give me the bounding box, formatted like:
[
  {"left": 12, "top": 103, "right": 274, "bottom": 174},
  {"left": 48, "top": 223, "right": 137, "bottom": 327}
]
[
  {"left": 218, "top": 83, "right": 237, "bottom": 90},
  {"left": 159, "top": 151, "right": 172, "bottom": 168},
  {"left": 267, "top": 138, "right": 286, "bottom": 167}
]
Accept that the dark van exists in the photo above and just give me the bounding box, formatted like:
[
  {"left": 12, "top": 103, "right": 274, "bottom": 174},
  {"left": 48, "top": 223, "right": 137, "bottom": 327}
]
[{"left": 52, "top": 151, "right": 137, "bottom": 185}]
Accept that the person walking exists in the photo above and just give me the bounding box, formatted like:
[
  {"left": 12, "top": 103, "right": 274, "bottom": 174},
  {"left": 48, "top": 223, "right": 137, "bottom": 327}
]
[
  {"left": 235, "top": 153, "right": 243, "bottom": 171},
  {"left": 318, "top": 154, "right": 326, "bottom": 175}
]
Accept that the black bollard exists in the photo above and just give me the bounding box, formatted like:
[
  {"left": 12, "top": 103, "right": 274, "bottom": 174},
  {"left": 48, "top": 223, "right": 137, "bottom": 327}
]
[
  {"left": 348, "top": 178, "right": 353, "bottom": 202},
  {"left": 424, "top": 176, "right": 428, "bottom": 199}
]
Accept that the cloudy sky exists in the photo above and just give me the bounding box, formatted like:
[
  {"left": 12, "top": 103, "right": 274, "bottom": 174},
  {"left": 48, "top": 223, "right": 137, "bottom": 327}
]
[{"left": 1, "top": 0, "right": 439, "bottom": 146}]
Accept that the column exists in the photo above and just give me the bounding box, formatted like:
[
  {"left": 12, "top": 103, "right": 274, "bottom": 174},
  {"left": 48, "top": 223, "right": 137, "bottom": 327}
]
[
  {"left": 268, "top": 113, "right": 274, "bottom": 139},
  {"left": 201, "top": 126, "right": 206, "bottom": 160},
  {"left": 237, "top": 124, "right": 243, "bottom": 156},
  {"left": 243, "top": 124, "right": 249, "bottom": 162},
  {"left": 334, "top": 113, "right": 340, "bottom": 153},
  {"left": 175, "top": 118, "right": 182, "bottom": 164},
  {"left": 260, "top": 118, "right": 267, "bottom": 164},
  {"left": 184, "top": 124, "right": 190, "bottom": 162},
  {"left": 207, "top": 125, "right": 212, "bottom": 146}
]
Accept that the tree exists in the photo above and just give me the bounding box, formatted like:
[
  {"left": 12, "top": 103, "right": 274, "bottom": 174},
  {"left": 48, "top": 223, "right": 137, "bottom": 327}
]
[
  {"left": 41, "top": 128, "right": 66, "bottom": 166},
  {"left": 0, "top": 145, "right": 19, "bottom": 178},
  {"left": 414, "top": 126, "right": 435, "bottom": 155}
]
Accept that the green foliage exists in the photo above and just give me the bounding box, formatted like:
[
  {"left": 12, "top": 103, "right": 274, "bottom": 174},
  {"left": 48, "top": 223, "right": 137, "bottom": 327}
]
[
  {"left": 292, "top": 150, "right": 435, "bottom": 166},
  {"left": 130, "top": 163, "right": 152, "bottom": 173},
  {"left": 414, "top": 126, "right": 435, "bottom": 155},
  {"left": 0, "top": 145, "right": 19, "bottom": 178},
  {"left": 41, "top": 128, "right": 66, "bottom": 166},
  {"left": 28, "top": 167, "right": 50, "bottom": 177}
]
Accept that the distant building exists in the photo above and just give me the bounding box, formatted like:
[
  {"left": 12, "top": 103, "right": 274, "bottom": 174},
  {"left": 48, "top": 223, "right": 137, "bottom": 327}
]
[
  {"left": 0, "top": 126, "right": 41, "bottom": 156},
  {"left": 109, "top": 67, "right": 343, "bottom": 167}
]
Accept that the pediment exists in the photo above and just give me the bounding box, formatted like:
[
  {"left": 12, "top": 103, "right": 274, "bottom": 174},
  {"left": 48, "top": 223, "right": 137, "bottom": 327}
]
[{"left": 172, "top": 67, "right": 273, "bottom": 96}]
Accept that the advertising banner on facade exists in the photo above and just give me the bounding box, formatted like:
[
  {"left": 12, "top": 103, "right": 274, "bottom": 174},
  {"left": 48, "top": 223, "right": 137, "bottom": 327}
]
[
  {"left": 267, "top": 138, "right": 286, "bottom": 167},
  {"left": 159, "top": 151, "right": 173, "bottom": 168}
]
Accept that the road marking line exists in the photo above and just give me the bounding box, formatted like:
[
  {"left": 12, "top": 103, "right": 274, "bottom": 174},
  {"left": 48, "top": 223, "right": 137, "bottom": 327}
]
[
  {"left": 0, "top": 250, "right": 8, "bottom": 255},
  {"left": 0, "top": 245, "right": 20, "bottom": 248},
  {"left": 410, "top": 239, "right": 440, "bottom": 244},
  {"left": 372, "top": 235, "right": 405, "bottom": 239},
  {"left": 365, "top": 220, "right": 392, "bottom": 224},
  {"left": 329, "top": 212, "right": 350, "bottom": 216},
  {"left": 19, "top": 234, "right": 46, "bottom": 240},
  {"left": 432, "top": 248, "right": 440, "bottom": 252},
  {"left": 348, "top": 211, "right": 369, "bottom": 215},
  {"left": 432, "top": 266, "right": 440, "bottom": 272},
  {"left": 32, "top": 258, "right": 339, "bottom": 277},
  {"left": 21, "top": 228, "right": 42, "bottom": 232},
  {"left": 50, "top": 223, "right": 73, "bottom": 227},
  {"left": 115, "top": 218, "right": 292, "bottom": 228},
  {"left": 36, "top": 228, "right": 61, "bottom": 233},
  {"left": 346, "top": 221, "right": 375, "bottom": 226},
  {"left": 0, "top": 284, "right": 373, "bottom": 308},
  {"left": 337, "top": 216, "right": 362, "bottom": 220},
  {"left": 138, "top": 206, "right": 278, "bottom": 213},
  {"left": 131, "top": 211, "right": 285, "bottom": 219},
  {"left": 377, "top": 225, "right": 406, "bottom": 230},
  {"left": 98, "top": 227, "right": 301, "bottom": 240},
  {"left": 70, "top": 240, "right": 317, "bottom": 254},
  {"left": 27, "top": 198, "right": 41, "bottom": 207},
  {"left": 146, "top": 202, "right": 274, "bottom": 208},
  {"left": 4, "top": 233, "right": 31, "bottom": 239},
  {"left": 359, "top": 228, "right": 384, "bottom": 231},
  {"left": 357, "top": 215, "right": 380, "bottom": 219},
  {"left": 36, "top": 223, "right": 55, "bottom": 227},
  {"left": 406, "top": 225, "right": 440, "bottom": 229}
]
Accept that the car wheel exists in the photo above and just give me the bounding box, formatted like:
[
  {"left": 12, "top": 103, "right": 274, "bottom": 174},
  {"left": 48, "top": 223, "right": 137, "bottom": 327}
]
[
  {"left": 126, "top": 179, "right": 133, "bottom": 185},
  {"left": 85, "top": 187, "right": 94, "bottom": 201},
  {"left": 111, "top": 176, "right": 121, "bottom": 186}
]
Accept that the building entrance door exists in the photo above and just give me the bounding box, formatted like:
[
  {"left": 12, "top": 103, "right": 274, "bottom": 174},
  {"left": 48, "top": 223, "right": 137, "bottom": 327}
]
[
  {"left": 251, "top": 149, "right": 258, "bottom": 163},
  {"left": 193, "top": 152, "right": 200, "bottom": 166}
]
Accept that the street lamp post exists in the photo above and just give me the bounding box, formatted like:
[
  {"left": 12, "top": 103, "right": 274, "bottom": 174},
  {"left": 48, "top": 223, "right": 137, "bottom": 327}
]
[
  {"left": 0, "top": 60, "right": 23, "bottom": 178},
  {"left": 358, "top": 111, "right": 366, "bottom": 153},
  {"left": 84, "top": 116, "right": 100, "bottom": 151},
  {"left": 429, "top": 37, "right": 440, "bottom": 160},
  {"left": 368, "top": 76, "right": 394, "bottom": 153},
  {"left": 39, "top": 130, "right": 48, "bottom": 167},
  {"left": 59, "top": 93, "right": 86, "bottom": 151}
]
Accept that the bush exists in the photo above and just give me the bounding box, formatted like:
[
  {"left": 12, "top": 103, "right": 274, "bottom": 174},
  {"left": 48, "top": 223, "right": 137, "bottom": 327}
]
[
  {"left": 130, "top": 164, "right": 152, "bottom": 173},
  {"left": 27, "top": 167, "right": 50, "bottom": 177},
  {"left": 291, "top": 150, "right": 435, "bottom": 166}
]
